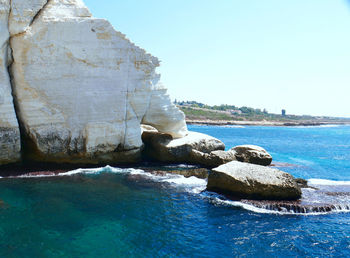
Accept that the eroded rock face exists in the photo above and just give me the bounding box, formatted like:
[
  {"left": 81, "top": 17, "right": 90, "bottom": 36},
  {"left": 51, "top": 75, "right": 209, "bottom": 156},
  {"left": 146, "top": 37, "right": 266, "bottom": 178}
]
[
  {"left": 207, "top": 161, "right": 301, "bottom": 200},
  {"left": 5, "top": 0, "right": 187, "bottom": 164},
  {"left": 142, "top": 131, "right": 225, "bottom": 164},
  {"left": 232, "top": 145, "right": 272, "bottom": 166},
  {"left": 0, "top": 1, "right": 21, "bottom": 165},
  {"left": 9, "top": 0, "right": 48, "bottom": 35}
]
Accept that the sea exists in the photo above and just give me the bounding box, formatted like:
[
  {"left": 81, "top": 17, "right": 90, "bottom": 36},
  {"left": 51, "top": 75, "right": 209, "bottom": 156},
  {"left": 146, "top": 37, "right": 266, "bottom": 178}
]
[{"left": 0, "top": 125, "right": 349, "bottom": 257}]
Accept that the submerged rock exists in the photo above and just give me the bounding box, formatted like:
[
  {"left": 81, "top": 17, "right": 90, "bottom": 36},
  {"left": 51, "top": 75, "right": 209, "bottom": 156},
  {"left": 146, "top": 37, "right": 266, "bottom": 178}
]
[
  {"left": 142, "top": 131, "right": 225, "bottom": 164},
  {"left": 0, "top": 0, "right": 188, "bottom": 164},
  {"left": 148, "top": 168, "right": 209, "bottom": 179},
  {"left": 207, "top": 161, "right": 301, "bottom": 200},
  {"left": 232, "top": 145, "right": 272, "bottom": 166}
]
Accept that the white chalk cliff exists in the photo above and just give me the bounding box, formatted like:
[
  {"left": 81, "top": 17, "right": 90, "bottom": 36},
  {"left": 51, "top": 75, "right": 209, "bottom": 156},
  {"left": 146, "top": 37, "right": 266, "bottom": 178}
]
[
  {"left": 0, "top": 0, "right": 187, "bottom": 164},
  {"left": 0, "top": 1, "right": 21, "bottom": 164}
]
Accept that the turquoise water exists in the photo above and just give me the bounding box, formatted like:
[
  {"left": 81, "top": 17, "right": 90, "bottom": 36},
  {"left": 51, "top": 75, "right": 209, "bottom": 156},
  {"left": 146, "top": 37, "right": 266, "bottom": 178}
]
[{"left": 0, "top": 125, "right": 349, "bottom": 257}]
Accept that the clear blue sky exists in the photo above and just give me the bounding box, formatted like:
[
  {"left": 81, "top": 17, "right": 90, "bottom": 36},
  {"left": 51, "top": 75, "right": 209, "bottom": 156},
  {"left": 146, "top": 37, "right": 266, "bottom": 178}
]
[{"left": 84, "top": 0, "right": 350, "bottom": 117}]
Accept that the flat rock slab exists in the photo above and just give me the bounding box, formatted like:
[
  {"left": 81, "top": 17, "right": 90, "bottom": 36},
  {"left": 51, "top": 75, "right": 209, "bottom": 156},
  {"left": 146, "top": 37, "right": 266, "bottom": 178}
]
[{"left": 207, "top": 161, "right": 301, "bottom": 200}]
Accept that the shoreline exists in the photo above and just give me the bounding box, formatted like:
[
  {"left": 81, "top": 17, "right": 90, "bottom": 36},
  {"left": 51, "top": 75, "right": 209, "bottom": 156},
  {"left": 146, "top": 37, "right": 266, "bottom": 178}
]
[
  {"left": 186, "top": 119, "right": 350, "bottom": 127},
  {"left": 2, "top": 162, "right": 349, "bottom": 215}
]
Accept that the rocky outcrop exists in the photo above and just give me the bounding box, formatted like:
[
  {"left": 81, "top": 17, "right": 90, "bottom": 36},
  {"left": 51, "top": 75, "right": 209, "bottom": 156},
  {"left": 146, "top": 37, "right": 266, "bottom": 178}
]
[
  {"left": 295, "top": 178, "right": 309, "bottom": 188},
  {"left": 232, "top": 145, "right": 272, "bottom": 166},
  {"left": 0, "top": 0, "right": 187, "bottom": 164},
  {"left": 207, "top": 161, "right": 301, "bottom": 200},
  {"left": 142, "top": 131, "right": 225, "bottom": 164},
  {"left": 0, "top": 1, "right": 21, "bottom": 165},
  {"left": 141, "top": 126, "right": 235, "bottom": 167},
  {"left": 189, "top": 149, "right": 236, "bottom": 168}
]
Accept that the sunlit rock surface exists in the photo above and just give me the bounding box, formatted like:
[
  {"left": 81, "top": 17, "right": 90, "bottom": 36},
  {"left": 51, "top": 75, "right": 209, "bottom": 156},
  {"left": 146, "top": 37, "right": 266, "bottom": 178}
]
[
  {"left": 0, "top": 1, "right": 21, "bottom": 165},
  {"left": 1, "top": 0, "right": 187, "bottom": 164},
  {"left": 142, "top": 131, "right": 225, "bottom": 164},
  {"left": 207, "top": 161, "right": 302, "bottom": 200},
  {"left": 232, "top": 145, "right": 273, "bottom": 166},
  {"left": 9, "top": 0, "right": 48, "bottom": 35}
]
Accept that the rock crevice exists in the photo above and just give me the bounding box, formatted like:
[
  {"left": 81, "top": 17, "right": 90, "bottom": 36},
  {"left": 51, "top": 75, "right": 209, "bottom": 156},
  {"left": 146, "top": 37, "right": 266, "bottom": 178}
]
[
  {"left": 0, "top": 0, "right": 20, "bottom": 165},
  {"left": 28, "top": 0, "right": 49, "bottom": 27}
]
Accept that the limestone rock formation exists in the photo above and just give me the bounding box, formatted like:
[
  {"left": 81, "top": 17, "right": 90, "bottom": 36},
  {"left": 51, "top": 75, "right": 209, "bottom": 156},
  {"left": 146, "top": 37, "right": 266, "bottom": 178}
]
[
  {"left": 9, "top": 0, "right": 48, "bottom": 35},
  {"left": 0, "top": 0, "right": 187, "bottom": 164},
  {"left": 189, "top": 149, "right": 237, "bottom": 168},
  {"left": 232, "top": 145, "right": 272, "bottom": 166},
  {"left": 0, "top": 1, "right": 21, "bottom": 165},
  {"left": 207, "top": 161, "right": 301, "bottom": 200},
  {"left": 142, "top": 131, "right": 225, "bottom": 164}
]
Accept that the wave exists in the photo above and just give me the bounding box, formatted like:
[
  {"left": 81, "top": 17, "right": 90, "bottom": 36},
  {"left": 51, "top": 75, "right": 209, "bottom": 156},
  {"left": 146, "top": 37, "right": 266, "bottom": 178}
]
[
  {"left": 319, "top": 124, "right": 341, "bottom": 128},
  {"left": 203, "top": 188, "right": 350, "bottom": 216},
  {"left": 7, "top": 166, "right": 142, "bottom": 178},
  {"left": 308, "top": 179, "right": 350, "bottom": 186},
  {"left": 5, "top": 165, "right": 207, "bottom": 194},
  {"left": 3, "top": 166, "right": 350, "bottom": 215},
  {"left": 210, "top": 197, "right": 285, "bottom": 215},
  {"left": 224, "top": 125, "right": 245, "bottom": 128},
  {"left": 209, "top": 197, "right": 350, "bottom": 216}
]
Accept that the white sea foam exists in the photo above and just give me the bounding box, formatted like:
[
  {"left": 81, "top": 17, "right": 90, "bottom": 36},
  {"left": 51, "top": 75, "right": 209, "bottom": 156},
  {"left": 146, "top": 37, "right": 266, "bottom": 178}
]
[
  {"left": 319, "top": 124, "right": 341, "bottom": 128},
  {"left": 163, "top": 176, "right": 205, "bottom": 186},
  {"left": 67, "top": 166, "right": 208, "bottom": 193},
  {"left": 308, "top": 179, "right": 350, "bottom": 186},
  {"left": 224, "top": 125, "right": 245, "bottom": 128},
  {"left": 8, "top": 166, "right": 144, "bottom": 178},
  {"left": 162, "top": 176, "right": 207, "bottom": 193},
  {"left": 211, "top": 197, "right": 283, "bottom": 214},
  {"left": 209, "top": 197, "right": 350, "bottom": 216},
  {"left": 4, "top": 165, "right": 207, "bottom": 193},
  {"left": 129, "top": 170, "right": 207, "bottom": 193},
  {"left": 3, "top": 166, "right": 350, "bottom": 215}
]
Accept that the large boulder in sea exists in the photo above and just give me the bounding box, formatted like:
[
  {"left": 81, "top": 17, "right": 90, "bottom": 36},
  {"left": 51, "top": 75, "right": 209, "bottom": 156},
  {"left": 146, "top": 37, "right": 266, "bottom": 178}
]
[
  {"left": 0, "top": 0, "right": 188, "bottom": 164},
  {"left": 232, "top": 145, "right": 272, "bottom": 166},
  {"left": 142, "top": 130, "right": 226, "bottom": 164},
  {"left": 207, "top": 161, "right": 301, "bottom": 200}
]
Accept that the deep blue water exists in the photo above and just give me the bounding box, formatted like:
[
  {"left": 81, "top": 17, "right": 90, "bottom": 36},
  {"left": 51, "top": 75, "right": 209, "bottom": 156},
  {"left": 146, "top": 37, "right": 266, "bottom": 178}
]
[
  {"left": 191, "top": 125, "right": 350, "bottom": 181},
  {"left": 0, "top": 125, "right": 349, "bottom": 257}
]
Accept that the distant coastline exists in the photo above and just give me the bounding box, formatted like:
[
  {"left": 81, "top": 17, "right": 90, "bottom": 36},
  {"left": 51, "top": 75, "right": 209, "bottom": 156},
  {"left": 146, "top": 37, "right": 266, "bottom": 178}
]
[
  {"left": 186, "top": 119, "right": 350, "bottom": 127},
  {"left": 177, "top": 100, "right": 350, "bottom": 127}
]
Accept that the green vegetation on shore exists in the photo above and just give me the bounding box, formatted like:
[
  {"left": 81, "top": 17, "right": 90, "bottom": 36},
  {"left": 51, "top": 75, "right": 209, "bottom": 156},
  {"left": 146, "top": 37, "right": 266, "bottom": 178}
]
[{"left": 176, "top": 100, "right": 349, "bottom": 123}]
